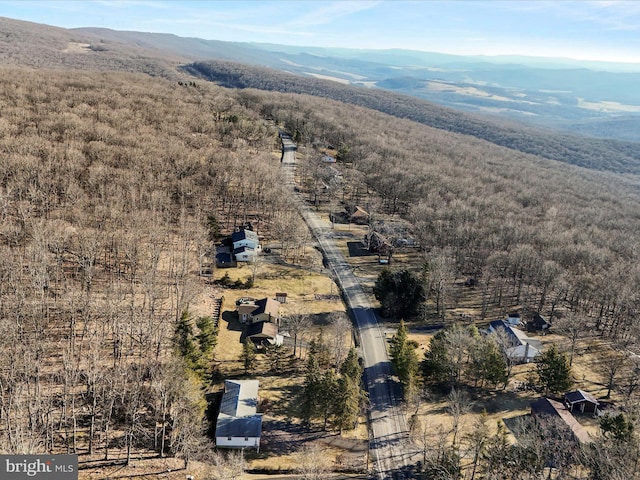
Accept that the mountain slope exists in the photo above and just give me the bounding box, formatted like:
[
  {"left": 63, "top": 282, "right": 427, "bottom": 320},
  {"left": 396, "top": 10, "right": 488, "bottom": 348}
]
[
  {"left": 2, "top": 16, "right": 640, "bottom": 175},
  {"left": 182, "top": 60, "right": 640, "bottom": 176},
  {"left": 70, "top": 27, "right": 640, "bottom": 141},
  {"left": 0, "top": 17, "right": 181, "bottom": 76}
]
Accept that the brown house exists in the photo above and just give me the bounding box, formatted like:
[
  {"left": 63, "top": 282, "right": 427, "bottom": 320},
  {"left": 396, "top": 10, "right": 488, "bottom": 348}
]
[
  {"left": 246, "top": 321, "right": 282, "bottom": 347},
  {"left": 237, "top": 298, "right": 280, "bottom": 325},
  {"left": 366, "top": 231, "right": 391, "bottom": 255},
  {"left": 350, "top": 206, "right": 369, "bottom": 225}
]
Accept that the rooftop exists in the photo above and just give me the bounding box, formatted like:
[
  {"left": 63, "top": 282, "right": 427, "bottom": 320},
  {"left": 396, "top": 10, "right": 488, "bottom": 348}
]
[
  {"left": 531, "top": 397, "right": 590, "bottom": 443},
  {"left": 216, "top": 380, "right": 262, "bottom": 438}
]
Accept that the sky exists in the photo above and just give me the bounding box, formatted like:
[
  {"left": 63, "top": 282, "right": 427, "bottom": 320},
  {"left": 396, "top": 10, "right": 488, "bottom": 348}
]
[{"left": 1, "top": 0, "right": 640, "bottom": 64}]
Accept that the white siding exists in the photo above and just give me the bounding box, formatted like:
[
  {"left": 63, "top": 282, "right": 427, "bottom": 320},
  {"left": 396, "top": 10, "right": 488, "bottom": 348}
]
[
  {"left": 236, "top": 251, "right": 256, "bottom": 262},
  {"left": 216, "top": 436, "right": 260, "bottom": 449},
  {"left": 233, "top": 239, "right": 260, "bottom": 250}
]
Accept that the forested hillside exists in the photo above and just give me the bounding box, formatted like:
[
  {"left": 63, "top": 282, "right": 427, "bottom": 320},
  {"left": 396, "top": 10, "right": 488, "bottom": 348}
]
[
  {"left": 249, "top": 89, "right": 640, "bottom": 340},
  {"left": 2, "top": 54, "right": 640, "bottom": 476},
  {"left": 0, "top": 67, "right": 296, "bottom": 462},
  {"left": 0, "top": 16, "right": 181, "bottom": 77},
  {"left": 183, "top": 60, "right": 640, "bottom": 176}
]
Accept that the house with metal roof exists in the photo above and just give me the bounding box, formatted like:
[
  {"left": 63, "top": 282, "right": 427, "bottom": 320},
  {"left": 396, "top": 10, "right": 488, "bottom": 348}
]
[
  {"left": 215, "top": 380, "right": 262, "bottom": 451},
  {"left": 231, "top": 229, "right": 261, "bottom": 251},
  {"left": 489, "top": 320, "right": 542, "bottom": 363},
  {"left": 233, "top": 245, "right": 257, "bottom": 262}
]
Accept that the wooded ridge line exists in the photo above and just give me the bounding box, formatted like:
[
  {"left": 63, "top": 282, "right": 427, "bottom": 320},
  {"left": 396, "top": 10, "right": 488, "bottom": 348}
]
[{"left": 181, "top": 60, "right": 640, "bottom": 176}]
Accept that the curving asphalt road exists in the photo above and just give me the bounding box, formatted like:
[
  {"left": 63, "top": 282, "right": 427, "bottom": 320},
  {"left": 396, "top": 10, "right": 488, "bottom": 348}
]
[{"left": 280, "top": 140, "right": 413, "bottom": 479}]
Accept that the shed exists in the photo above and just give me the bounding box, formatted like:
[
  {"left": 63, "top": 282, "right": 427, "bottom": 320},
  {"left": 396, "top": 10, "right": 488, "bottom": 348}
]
[
  {"left": 276, "top": 292, "right": 288, "bottom": 304},
  {"left": 527, "top": 313, "right": 551, "bottom": 332},
  {"left": 564, "top": 390, "right": 599, "bottom": 415},
  {"left": 506, "top": 312, "right": 521, "bottom": 325}
]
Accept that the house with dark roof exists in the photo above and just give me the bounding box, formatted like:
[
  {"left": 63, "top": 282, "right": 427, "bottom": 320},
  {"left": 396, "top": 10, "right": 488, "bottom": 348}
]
[
  {"left": 530, "top": 397, "right": 591, "bottom": 443},
  {"left": 215, "top": 380, "right": 262, "bottom": 451},
  {"left": 489, "top": 320, "right": 542, "bottom": 363},
  {"left": 237, "top": 297, "right": 280, "bottom": 325},
  {"left": 527, "top": 313, "right": 551, "bottom": 332},
  {"left": 564, "top": 390, "right": 600, "bottom": 415},
  {"left": 246, "top": 321, "right": 282, "bottom": 347},
  {"left": 231, "top": 229, "right": 261, "bottom": 251}
]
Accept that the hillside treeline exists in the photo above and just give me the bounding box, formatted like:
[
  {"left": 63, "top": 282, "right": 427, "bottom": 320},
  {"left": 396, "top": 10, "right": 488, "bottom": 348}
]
[
  {"left": 0, "top": 17, "right": 180, "bottom": 78},
  {"left": 243, "top": 89, "right": 640, "bottom": 341},
  {"left": 183, "top": 60, "right": 640, "bottom": 175},
  {"left": 0, "top": 67, "right": 296, "bottom": 461}
]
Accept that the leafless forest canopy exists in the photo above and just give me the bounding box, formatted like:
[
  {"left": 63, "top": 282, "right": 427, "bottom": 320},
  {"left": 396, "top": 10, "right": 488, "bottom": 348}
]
[
  {"left": 0, "top": 67, "right": 297, "bottom": 459},
  {"left": 1, "top": 61, "right": 640, "bottom": 473},
  {"left": 184, "top": 60, "right": 640, "bottom": 175}
]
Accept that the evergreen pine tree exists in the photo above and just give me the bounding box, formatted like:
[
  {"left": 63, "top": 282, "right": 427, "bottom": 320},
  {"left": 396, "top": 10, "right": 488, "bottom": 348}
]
[
  {"left": 390, "top": 320, "right": 420, "bottom": 397},
  {"left": 174, "top": 309, "right": 200, "bottom": 370},
  {"left": 535, "top": 344, "right": 573, "bottom": 394},
  {"left": 335, "top": 348, "right": 366, "bottom": 432},
  {"left": 318, "top": 369, "right": 339, "bottom": 430},
  {"left": 241, "top": 338, "right": 257, "bottom": 374},
  {"left": 340, "top": 347, "right": 363, "bottom": 382},
  {"left": 300, "top": 348, "right": 321, "bottom": 425},
  {"left": 196, "top": 315, "right": 217, "bottom": 361},
  {"left": 470, "top": 337, "right": 508, "bottom": 389},
  {"left": 422, "top": 330, "right": 453, "bottom": 385}
]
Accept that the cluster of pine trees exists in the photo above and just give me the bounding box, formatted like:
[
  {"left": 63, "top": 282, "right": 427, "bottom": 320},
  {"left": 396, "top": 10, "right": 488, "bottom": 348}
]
[{"left": 300, "top": 337, "right": 367, "bottom": 433}]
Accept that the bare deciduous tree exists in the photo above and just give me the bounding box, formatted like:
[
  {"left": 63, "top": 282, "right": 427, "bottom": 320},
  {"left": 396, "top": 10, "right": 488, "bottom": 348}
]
[{"left": 294, "top": 444, "right": 332, "bottom": 480}]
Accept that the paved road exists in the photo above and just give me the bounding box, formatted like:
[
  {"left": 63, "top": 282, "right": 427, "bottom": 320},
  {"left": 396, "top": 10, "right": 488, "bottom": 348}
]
[{"left": 281, "top": 141, "right": 413, "bottom": 479}]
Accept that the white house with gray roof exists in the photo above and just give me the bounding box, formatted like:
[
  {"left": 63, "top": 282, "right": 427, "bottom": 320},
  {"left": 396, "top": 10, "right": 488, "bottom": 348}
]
[
  {"left": 489, "top": 320, "right": 542, "bottom": 363},
  {"left": 215, "top": 380, "right": 262, "bottom": 451}
]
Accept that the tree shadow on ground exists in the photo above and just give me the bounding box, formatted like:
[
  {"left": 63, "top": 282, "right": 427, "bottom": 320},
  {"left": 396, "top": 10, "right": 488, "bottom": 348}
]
[
  {"left": 347, "top": 241, "right": 373, "bottom": 257},
  {"left": 502, "top": 413, "right": 531, "bottom": 441},
  {"left": 470, "top": 389, "right": 538, "bottom": 415},
  {"left": 309, "top": 311, "right": 334, "bottom": 327},
  {"left": 221, "top": 310, "right": 243, "bottom": 332},
  {"left": 257, "top": 418, "right": 367, "bottom": 471},
  {"left": 260, "top": 383, "right": 302, "bottom": 418}
]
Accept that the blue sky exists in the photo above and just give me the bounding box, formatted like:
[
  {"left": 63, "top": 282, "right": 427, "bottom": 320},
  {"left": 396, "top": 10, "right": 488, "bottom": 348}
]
[{"left": 1, "top": 1, "right": 640, "bottom": 64}]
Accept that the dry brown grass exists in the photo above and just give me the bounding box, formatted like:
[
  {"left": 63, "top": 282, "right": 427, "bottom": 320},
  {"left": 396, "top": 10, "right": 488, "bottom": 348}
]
[
  {"left": 185, "top": 247, "right": 368, "bottom": 474},
  {"left": 207, "top": 257, "right": 345, "bottom": 375},
  {"left": 405, "top": 328, "right": 618, "bottom": 448}
]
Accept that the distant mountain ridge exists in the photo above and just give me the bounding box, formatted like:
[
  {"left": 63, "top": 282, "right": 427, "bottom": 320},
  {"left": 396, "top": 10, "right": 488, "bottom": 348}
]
[
  {"left": 1, "top": 16, "right": 640, "bottom": 173},
  {"left": 72, "top": 26, "right": 640, "bottom": 142},
  {"left": 182, "top": 60, "right": 640, "bottom": 176}
]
